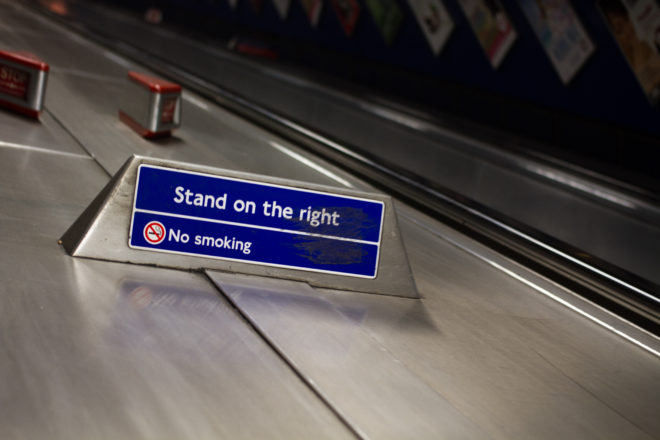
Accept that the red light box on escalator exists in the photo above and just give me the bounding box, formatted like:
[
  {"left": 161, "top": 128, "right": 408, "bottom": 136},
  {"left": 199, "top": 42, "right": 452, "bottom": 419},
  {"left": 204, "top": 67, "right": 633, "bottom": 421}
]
[
  {"left": 0, "top": 50, "right": 49, "bottom": 118},
  {"left": 119, "top": 71, "right": 182, "bottom": 138}
]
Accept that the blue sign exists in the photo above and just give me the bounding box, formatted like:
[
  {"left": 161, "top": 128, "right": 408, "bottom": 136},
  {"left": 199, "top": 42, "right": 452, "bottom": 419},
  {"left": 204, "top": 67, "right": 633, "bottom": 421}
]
[{"left": 129, "top": 165, "right": 385, "bottom": 278}]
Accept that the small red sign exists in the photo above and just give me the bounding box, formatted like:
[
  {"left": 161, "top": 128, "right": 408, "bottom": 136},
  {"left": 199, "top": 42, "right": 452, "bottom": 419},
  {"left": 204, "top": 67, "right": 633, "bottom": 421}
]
[
  {"left": 0, "top": 63, "right": 30, "bottom": 100},
  {"left": 160, "top": 97, "right": 177, "bottom": 124},
  {"left": 143, "top": 221, "right": 166, "bottom": 245}
]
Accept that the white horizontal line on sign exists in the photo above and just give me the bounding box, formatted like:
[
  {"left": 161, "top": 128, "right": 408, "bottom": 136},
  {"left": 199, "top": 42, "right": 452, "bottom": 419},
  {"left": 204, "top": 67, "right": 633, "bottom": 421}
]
[{"left": 135, "top": 208, "right": 380, "bottom": 245}]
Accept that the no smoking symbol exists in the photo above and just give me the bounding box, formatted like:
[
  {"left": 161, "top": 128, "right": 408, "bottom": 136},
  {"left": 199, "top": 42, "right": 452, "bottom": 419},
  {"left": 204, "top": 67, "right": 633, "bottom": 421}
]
[{"left": 143, "top": 221, "right": 166, "bottom": 245}]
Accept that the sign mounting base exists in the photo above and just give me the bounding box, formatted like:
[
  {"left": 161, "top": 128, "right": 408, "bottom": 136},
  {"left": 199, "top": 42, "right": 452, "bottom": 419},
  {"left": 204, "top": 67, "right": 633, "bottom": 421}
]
[{"left": 60, "top": 156, "right": 418, "bottom": 298}]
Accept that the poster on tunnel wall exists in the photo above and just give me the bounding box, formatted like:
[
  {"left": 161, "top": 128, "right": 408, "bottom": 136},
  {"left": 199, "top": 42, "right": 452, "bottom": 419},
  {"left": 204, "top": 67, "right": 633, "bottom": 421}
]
[
  {"left": 407, "top": 0, "right": 455, "bottom": 55},
  {"left": 518, "top": 0, "right": 595, "bottom": 84},
  {"left": 301, "top": 0, "right": 323, "bottom": 26},
  {"left": 599, "top": 0, "right": 660, "bottom": 105},
  {"left": 272, "top": 0, "right": 292, "bottom": 19},
  {"left": 365, "top": 0, "right": 405, "bottom": 45},
  {"left": 456, "top": 0, "right": 517, "bottom": 68},
  {"left": 331, "top": 0, "right": 361, "bottom": 36}
]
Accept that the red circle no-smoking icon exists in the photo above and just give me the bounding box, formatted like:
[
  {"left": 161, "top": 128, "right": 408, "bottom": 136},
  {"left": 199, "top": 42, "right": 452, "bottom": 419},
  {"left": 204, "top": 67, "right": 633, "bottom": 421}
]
[{"left": 143, "top": 221, "right": 166, "bottom": 245}]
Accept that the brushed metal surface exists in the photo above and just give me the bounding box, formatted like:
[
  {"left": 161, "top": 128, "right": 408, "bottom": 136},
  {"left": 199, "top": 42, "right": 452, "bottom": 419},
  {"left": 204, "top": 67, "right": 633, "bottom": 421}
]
[
  {"left": 61, "top": 155, "right": 418, "bottom": 297},
  {"left": 334, "top": 206, "right": 660, "bottom": 439},
  {"left": 208, "top": 272, "right": 488, "bottom": 439},
  {"left": 2, "top": 3, "right": 660, "bottom": 440},
  {"left": 54, "top": 0, "right": 660, "bottom": 287},
  {"left": 209, "top": 207, "right": 660, "bottom": 439},
  {"left": 4, "top": 2, "right": 366, "bottom": 188},
  {"left": 0, "top": 109, "right": 89, "bottom": 157},
  {"left": 42, "top": 66, "right": 363, "bottom": 186},
  {"left": 0, "top": 147, "right": 355, "bottom": 440}
]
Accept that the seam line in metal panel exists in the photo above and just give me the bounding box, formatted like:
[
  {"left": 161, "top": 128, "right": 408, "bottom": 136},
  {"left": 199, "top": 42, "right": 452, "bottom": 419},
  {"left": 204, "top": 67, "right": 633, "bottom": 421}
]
[
  {"left": 400, "top": 211, "right": 660, "bottom": 359},
  {"left": 143, "top": 55, "right": 660, "bottom": 304},
  {"left": 269, "top": 141, "right": 354, "bottom": 188},
  {"left": 533, "top": 349, "right": 654, "bottom": 436},
  {"left": 0, "top": 140, "right": 92, "bottom": 159},
  {"left": 44, "top": 109, "right": 112, "bottom": 177},
  {"left": 24, "top": 0, "right": 659, "bottom": 333},
  {"left": 202, "top": 272, "right": 365, "bottom": 440}
]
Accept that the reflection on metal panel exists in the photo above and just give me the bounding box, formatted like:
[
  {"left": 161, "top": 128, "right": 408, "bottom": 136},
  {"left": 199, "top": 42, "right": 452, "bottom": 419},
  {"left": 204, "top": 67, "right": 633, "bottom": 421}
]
[
  {"left": 208, "top": 272, "right": 487, "bottom": 439},
  {"left": 0, "top": 147, "right": 354, "bottom": 440}
]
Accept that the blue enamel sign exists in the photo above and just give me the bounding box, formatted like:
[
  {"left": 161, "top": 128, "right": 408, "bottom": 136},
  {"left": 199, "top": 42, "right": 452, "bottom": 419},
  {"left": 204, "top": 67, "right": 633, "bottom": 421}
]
[{"left": 129, "top": 165, "right": 385, "bottom": 278}]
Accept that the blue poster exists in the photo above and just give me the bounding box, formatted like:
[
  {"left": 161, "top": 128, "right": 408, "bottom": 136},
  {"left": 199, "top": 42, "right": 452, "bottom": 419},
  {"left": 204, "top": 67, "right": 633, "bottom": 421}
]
[{"left": 518, "top": 0, "right": 594, "bottom": 83}]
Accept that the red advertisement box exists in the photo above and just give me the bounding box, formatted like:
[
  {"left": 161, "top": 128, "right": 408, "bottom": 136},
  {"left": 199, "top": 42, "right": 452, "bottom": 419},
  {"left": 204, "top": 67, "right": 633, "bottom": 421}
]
[{"left": 0, "top": 50, "right": 49, "bottom": 118}]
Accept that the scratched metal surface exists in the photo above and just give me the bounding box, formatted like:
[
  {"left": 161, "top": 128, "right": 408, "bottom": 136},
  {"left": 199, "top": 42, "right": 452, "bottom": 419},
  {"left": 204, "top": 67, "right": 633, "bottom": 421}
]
[
  {"left": 47, "top": 0, "right": 660, "bottom": 288},
  {"left": 1, "top": 2, "right": 659, "bottom": 439},
  {"left": 0, "top": 4, "right": 357, "bottom": 438},
  {"left": 0, "top": 152, "right": 355, "bottom": 440},
  {"left": 2, "top": 1, "right": 365, "bottom": 188},
  {"left": 210, "top": 221, "right": 660, "bottom": 439},
  {"left": 0, "top": 64, "right": 355, "bottom": 440}
]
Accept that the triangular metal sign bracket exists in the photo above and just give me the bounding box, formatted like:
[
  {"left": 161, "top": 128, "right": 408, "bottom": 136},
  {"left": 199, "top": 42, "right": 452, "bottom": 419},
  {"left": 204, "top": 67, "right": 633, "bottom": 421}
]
[{"left": 61, "top": 155, "right": 418, "bottom": 298}]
